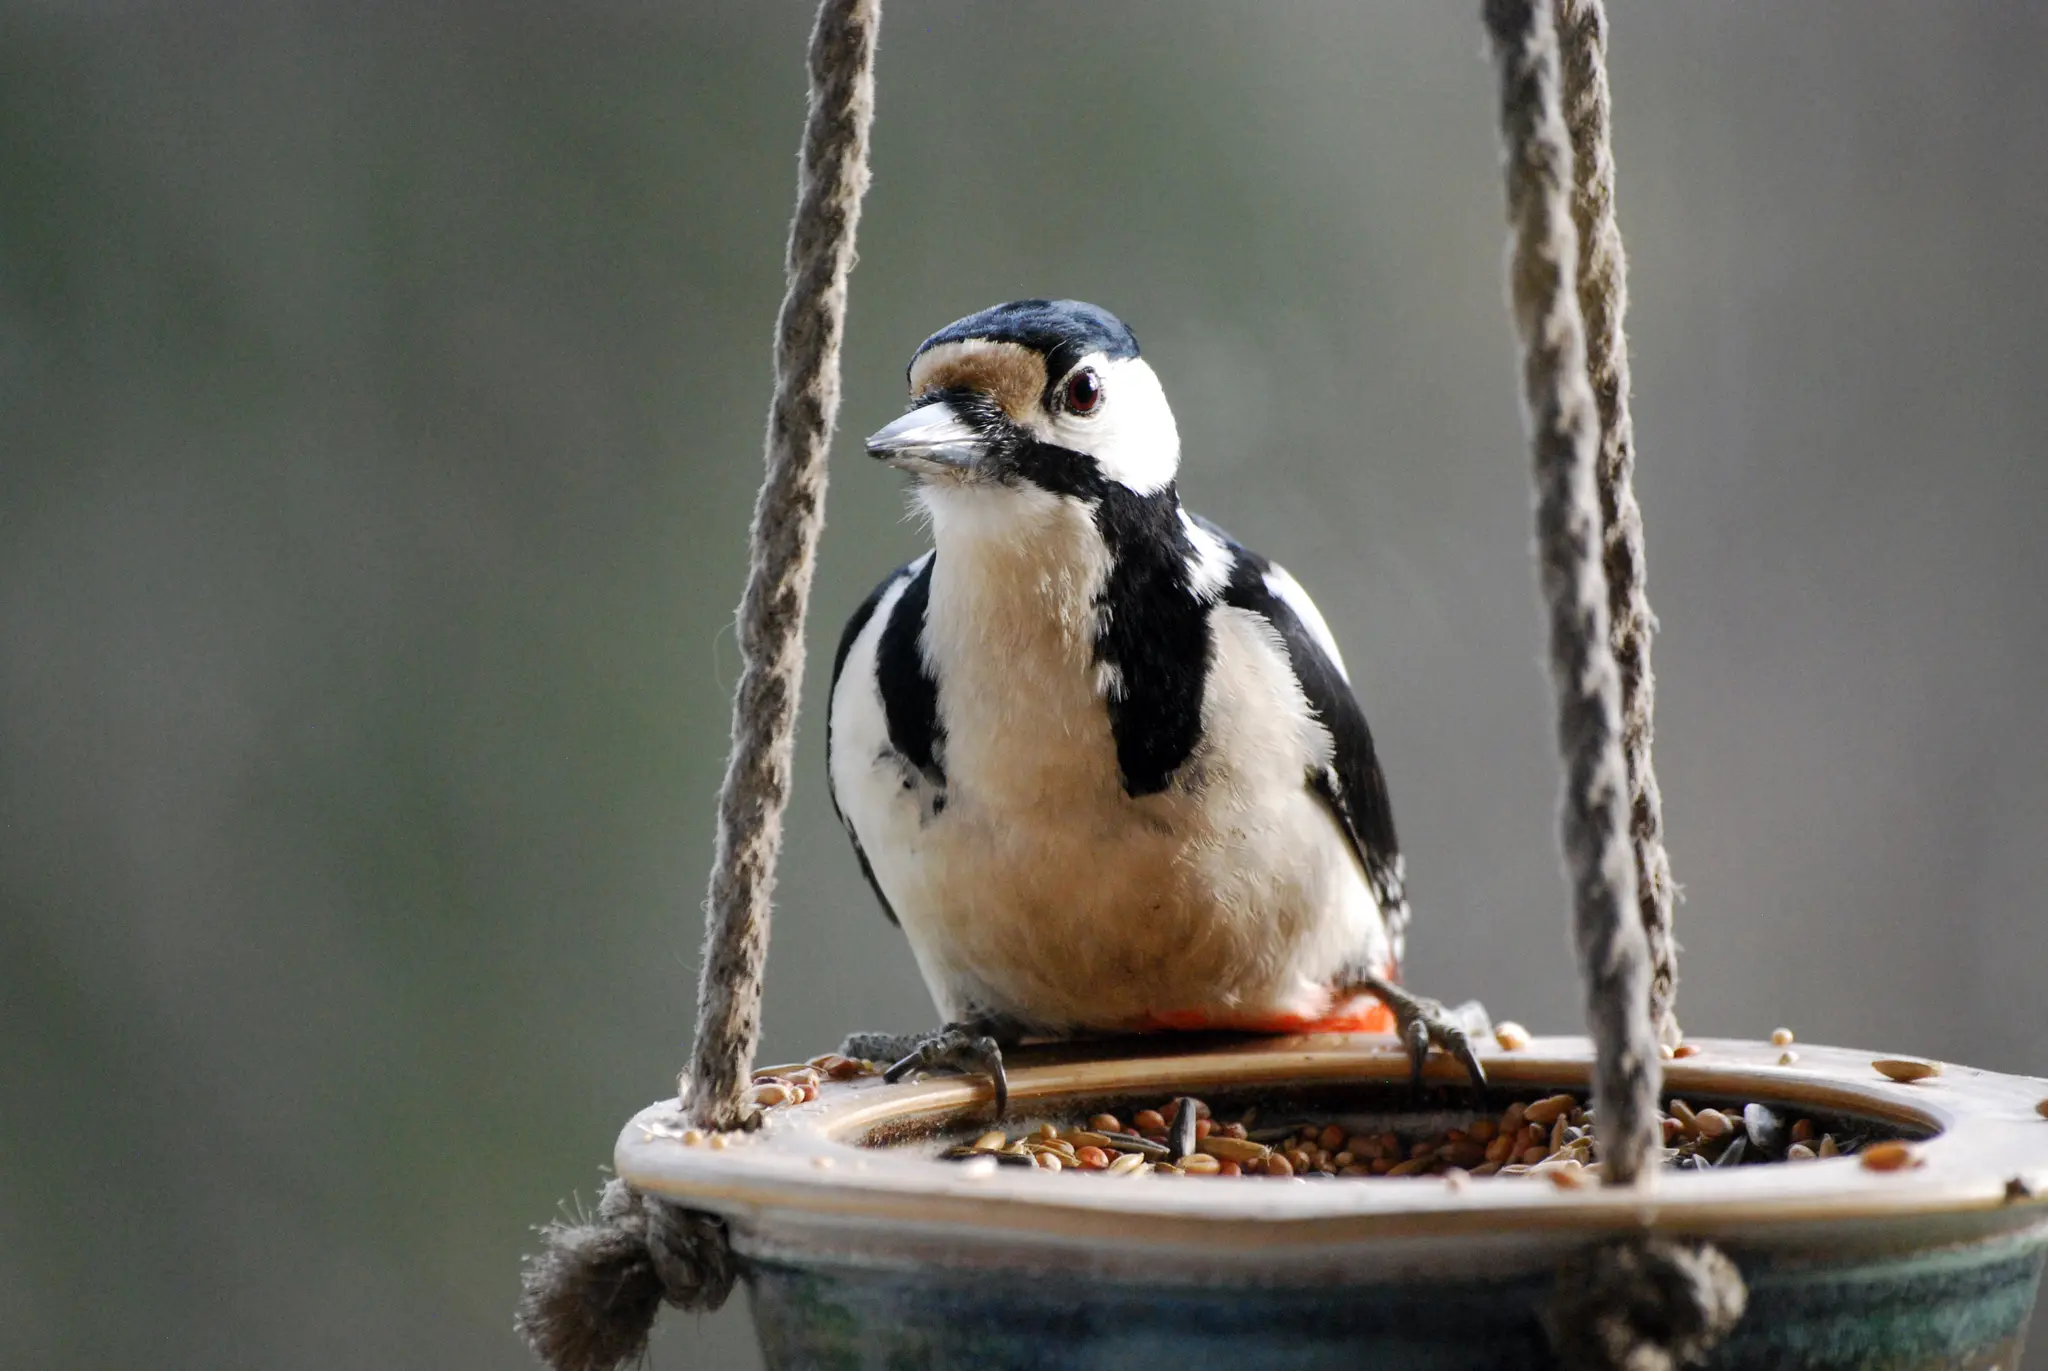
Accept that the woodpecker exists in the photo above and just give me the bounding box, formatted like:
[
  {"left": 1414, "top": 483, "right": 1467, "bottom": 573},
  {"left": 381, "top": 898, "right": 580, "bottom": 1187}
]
[{"left": 830, "top": 299, "right": 1484, "bottom": 1112}]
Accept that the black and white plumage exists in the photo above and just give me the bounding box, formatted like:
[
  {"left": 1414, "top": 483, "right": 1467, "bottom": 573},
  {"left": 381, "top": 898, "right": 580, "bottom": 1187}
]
[{"left": 828, "top": 299, "right": 1421, "bottom": 1044}]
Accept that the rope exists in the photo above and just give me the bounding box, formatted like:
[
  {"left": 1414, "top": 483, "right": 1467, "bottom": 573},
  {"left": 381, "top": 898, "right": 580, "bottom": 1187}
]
[
  {"left": 517, "top": 1178, "right": 737, "bottom": 1371},
  {"left": 1485, "top": 2, "right": 1744, "bottom": 1362},
  {"left": 689, "top": 0, "right": 881, "bottom": 1133},
  {"left": 517, "top": 5, "right": 878, "bottom": 1366},
  {"left": 1482, "top": 0, "right": 1660, "bottom": 1190},
  {"left": 1554, "top": 0, "right": 1680, "bottom": 1050},
  {"left": 1544, "top": 1240, "right": 1749, "bottom": 1371}
]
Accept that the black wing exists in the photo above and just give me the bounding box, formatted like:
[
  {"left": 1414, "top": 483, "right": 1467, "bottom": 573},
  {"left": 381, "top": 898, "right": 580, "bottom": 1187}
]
[
  {"left": 825, "top": 556, "right": 943, "bottom": 928},
  {"left": 1203, "top": 518, "right": 1411, "bottom": 956}
]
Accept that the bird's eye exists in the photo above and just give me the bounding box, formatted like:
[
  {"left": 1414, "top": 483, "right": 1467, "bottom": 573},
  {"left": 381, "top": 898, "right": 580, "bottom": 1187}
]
[{"left": 1063, "top": 368, "right": 1102, "bottom": 415}]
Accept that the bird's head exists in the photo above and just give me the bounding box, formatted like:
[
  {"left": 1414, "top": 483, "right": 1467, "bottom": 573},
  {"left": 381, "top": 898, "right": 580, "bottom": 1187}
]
[{"left": 866, "top": 299, "right": 1180, "bottom": 503}]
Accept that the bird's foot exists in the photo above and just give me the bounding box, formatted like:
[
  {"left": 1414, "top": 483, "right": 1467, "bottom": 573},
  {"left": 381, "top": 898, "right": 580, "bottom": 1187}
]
[
  {"left": 1339, "top": 971, "right": 1491, "bottom": 1109},
  {"left": 839, "top": 1023, "right": 1010, "bottom": 1117}
]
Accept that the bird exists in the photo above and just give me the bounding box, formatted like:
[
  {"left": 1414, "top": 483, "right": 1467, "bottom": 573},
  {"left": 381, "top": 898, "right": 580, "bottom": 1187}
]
[{"left": 828, "top": 299, "right": 1485, "bottom": 1113}]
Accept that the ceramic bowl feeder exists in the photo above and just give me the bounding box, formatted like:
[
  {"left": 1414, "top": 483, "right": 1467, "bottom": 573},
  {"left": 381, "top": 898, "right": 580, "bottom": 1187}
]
[{"left": 618, "top": 1036, "right": 2048, "bottom": 1370}]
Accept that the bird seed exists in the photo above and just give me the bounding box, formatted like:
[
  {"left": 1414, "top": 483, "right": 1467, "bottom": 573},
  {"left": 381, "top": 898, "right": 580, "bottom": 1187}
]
[{"left": 933, "top": 1089, "right": 1898, "bottom": 1180}]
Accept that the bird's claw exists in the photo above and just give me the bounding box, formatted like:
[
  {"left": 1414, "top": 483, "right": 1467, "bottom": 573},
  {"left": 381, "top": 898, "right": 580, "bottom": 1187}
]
[
  {"left": 848, "top": 1023, "right": 1010, "bottom": 1116},
  {"left": 1358, "top": 975, "right": 1491, "bottom": 1109}
]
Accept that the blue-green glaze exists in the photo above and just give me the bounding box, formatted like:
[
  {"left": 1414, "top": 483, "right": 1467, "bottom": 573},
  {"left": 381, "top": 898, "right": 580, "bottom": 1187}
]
[{"left": 749, "top": 1228, "right": 2044, "bottom": 1371}]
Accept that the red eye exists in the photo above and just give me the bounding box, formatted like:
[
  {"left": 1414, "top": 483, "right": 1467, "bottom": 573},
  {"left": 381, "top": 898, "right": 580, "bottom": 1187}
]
[{"left": 1063, "top": 368, "right": 1102, "bottom": 414}]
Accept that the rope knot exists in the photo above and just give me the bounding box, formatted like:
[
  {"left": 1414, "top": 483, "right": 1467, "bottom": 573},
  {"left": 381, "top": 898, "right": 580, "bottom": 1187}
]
[
  {"left": 1544, "top": 1239, "right": 1748, "bottom": 1371},
  {"left": 517, "top": 1178, "right": 737, "bottom": 1371}
]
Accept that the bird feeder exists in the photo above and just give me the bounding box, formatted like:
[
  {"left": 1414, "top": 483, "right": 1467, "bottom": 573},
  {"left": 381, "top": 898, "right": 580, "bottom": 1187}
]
[
  {"left": 619, "top": 1037, "right": 2048, "bottom": 1370},
  {"left": 518, "top": 3, "right": 2048, "bottom": 1368}
]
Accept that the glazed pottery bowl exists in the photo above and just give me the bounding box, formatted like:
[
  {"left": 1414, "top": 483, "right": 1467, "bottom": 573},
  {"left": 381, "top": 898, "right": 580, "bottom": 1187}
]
[{"left": 618, "top": 1035, "right": 2048, "bottom": 1370}]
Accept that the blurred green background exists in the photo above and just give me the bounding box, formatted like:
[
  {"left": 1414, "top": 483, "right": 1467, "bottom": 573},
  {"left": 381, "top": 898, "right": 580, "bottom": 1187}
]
[{"left": 5, "top": 3, "right": 2046, "bottom": 1368}]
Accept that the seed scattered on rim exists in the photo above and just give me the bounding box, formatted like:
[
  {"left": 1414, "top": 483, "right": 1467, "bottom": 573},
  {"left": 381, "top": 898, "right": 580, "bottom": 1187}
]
[
  {"left": 1872, "top": 1058, "right": 1942, "bottom": 1084},
  {"left": 1779, "top": 1051, "right": 1800, "bottom": 1066},
  {"left": 1770, "top": 1027, "right": 1796, "bottom": 1047},
  {"left": 1673, "top": 1042, "right": 1704, "bottom": 1058},
  {"left": 1493, "top": 1020, "right": 1532, "bottom": 1052},
  {"left": 1860, "top": 1140, "right": 1922, "bottom": 1172},
  {"left": 2037, "top": 1099, "right": 2048, "bottom": 1120}
]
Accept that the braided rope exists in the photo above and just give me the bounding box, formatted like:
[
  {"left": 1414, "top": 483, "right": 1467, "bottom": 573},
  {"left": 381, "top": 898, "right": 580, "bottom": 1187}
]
[
  {"left": 689, "top": 0, "right": 881, "bottom": 1133},
  {"left": 1482, "top": 0, "right": 1660, "bottom": 1189},
  {"left": 518, "top": 5, "right": 879, "bottom": 1366},
  {"left": 1555, "top": 0, "right": 1680, "bottom": 1050},
  {"left": 1485, "top": 2, "right": 1744, "bottom": 1361}
]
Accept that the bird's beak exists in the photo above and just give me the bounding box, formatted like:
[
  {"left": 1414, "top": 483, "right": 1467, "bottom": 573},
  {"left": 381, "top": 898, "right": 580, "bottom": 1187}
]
[{"left": 866, "top": 400, "right": 986, "bottom": 476}]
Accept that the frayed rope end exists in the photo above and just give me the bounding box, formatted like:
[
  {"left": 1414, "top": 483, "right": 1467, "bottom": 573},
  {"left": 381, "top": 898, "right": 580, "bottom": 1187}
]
[{"left": 517, "top": 1178, "right": 737, "bottom": 1371}]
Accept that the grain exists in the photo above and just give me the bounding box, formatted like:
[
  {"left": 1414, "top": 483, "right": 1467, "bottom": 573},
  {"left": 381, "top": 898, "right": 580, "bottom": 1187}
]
[
  {"left": 1198, "top": 1136, "right": 1271, "bottom": 1165},
  {"left": 1873, "top": 1059, "right": 1942, "bottom": 1084},
  {"left": 1859, "top": 1141, "right": 1922, "bottom": 1172},
  {"left": 1494, "top": 1020, "right": 1532, "bottom": 1051},
  {"left": 931, "top": 1087, "right": 1901, "bottom": 1183},
  {"left": 1770, "top": 1027, "right": 1795, "bottom": 1047}
]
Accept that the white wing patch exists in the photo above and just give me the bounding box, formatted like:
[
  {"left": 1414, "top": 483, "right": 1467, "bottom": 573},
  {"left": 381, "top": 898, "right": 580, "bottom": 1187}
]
[
  {"left": 1262, "top": 564, "right": 1349, "bottom": 684},
  {"left": 1180, "top": 509, "right": 1236, "bottom": 602}
]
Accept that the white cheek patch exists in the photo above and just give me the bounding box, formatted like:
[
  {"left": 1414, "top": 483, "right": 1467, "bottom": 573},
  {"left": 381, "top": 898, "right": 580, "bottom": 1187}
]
[{"left": 1021, "top": 354, "right": 1182, "bottom": 496}]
